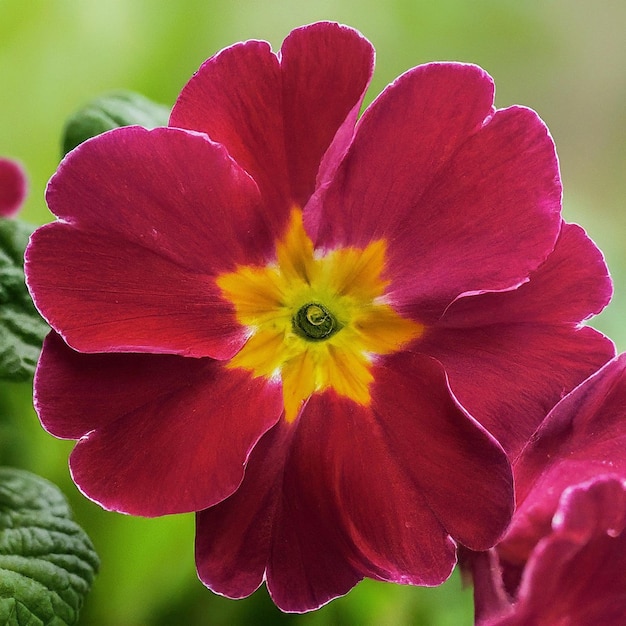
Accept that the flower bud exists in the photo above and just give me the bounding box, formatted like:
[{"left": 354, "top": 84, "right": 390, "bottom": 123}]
[{"left": 0, "top": 157, "right": 27, "bottom": 217}]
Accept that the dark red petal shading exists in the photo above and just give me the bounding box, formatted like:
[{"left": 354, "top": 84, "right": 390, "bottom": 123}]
[
  {"left": 196, "top": 352, "right": 513, "bottom": 613},
  {"left": 268, "top": 393, "right": 456, "bottom": 612},
  {"left": 35, "top": 331, "right": 217, "bottom": 438},
  {"left": 439, "top": 222, "right": 612, "bottom": 327},
  {"left": 65, "top": 357, "right": 282, "bottom": 516},
  {"left": 171, "top": 22, "right": 374, "bottom": 211},
  {"left": 196, "top": 423, "right": 296, "bottom": 601},
  {"left": 483, "top": 477, "right": 626, "bottom": 626},
  {"left": 420, "top": 324, "right": 615, "bottom": 458},
  {"left": 171, "top": 40, "right": 287, "bottom": 215},
  {"left": 310, "top": 62, "right": 493, "bottom": 247},
  {"left": 41, "top": 126, "right": 273, "bottom": 272},
  {"left": 365, "top": 352, "right": 513, "bottom": 551},
  {"left": 500, "top": 353, "right": 626, "bottom": 563},
  {"left": 314, "top": 80, "right": 561, "bottom": 318},
  {"left": 197, "top": 418, "right": 369, "bottom": 612},
  {"left": 26, "top": 223, "right": 245, "bottom": 358},
  {"left": 309, "top": 63, "right": 494, "bottom": 239},
  {"left": 390, "top": 106, "right": 561, "bottom": 317},
  {"left": 280, "top": 22, "right": 374, "bottom": 208},
  {"left": 0, "top": 157, "right": 27, "bottom": 217}
]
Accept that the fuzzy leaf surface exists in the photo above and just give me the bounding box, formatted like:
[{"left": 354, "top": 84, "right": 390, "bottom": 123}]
[
  {"left": 0, "top": 219, "right": 49, "bottom": 381},
  {"left": 0, "top": 468, "right": 99, "bottom": 625}
]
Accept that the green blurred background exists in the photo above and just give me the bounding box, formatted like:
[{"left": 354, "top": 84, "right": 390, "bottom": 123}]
[{"left": 1, "top": 1, "right": 624, "bottom": 624}]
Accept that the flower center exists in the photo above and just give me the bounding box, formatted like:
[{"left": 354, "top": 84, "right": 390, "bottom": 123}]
[
  {"left": 216, "top": 210, "right": 423, "bottom": 422},
  {"left": 293, "top": 303, "right": 339, "bottom": 341}
]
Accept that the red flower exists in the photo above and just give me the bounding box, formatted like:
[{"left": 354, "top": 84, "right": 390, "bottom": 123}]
[
  {"left": 25, "top": 22, "right": 612, "bottom": 611},
  {"left": 0, "top": 157, "right": 27, "bottom": 217},
  {"left": 470, "top": 476, "right": 626, "bottom": 626},
  {"left": 466, "top": 354, "right": 626, "bottom": 624}
]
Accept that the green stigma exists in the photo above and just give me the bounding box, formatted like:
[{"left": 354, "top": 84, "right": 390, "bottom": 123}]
[{"left": 293, "top": 303, "right": 339, "bottom": 341}]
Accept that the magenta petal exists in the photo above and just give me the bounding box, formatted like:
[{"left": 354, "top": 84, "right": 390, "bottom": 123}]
[
  {"left": 283, "top": 392, "right": 457, "bottom": 591},
  {"left": 199, "top": 419, "right": 366, "bottom": 613},
  {"left": 264, "top": 399, "right": 454, "bottom": 611},
  {"left": 490, "top": 477, "right": 626, "bottom": 626},
  {"left": 516, "top": 352, "right": 626, "bottom": 494},
  {"left": 170, "top": 40, "right": 287, "bottom": 213},
  {"left": 171, "top": 22, "right": 374, "bottom": 210},
  {"left": 26, "top": 223, "right": 245, "bottom": 357},
  {"left": 0, "top": 157, "right": 27, "bottom": 217},
  {"left": 35, "top": 331, "right": 216, "bottom": 438},
  {"left": 198, "top": 352, "right": 513, "bottom": 613},
  {"left": 317, "top": 92, "right": 561, "bottom": 316},
  {"left": 270, "top": 354, "right": 512, "bottom": 607},
  {"left": 440, "top": 222, "right": 612, "bottom": 327},
  {"left": 67, "top": 359, "right": 282, "bottom": 516},
  {"left": 268, "top": 411, "right": 374, "bottom": 612},
  {"left": 196, "top": 420, "right": 365, "bottom": 611},
  {"left": 501, "top": 353, "right": 626, "bottom": 561},
  {"left": 314, "top": 63, "right": 494, "bottom": 248},
  {"left": 421, "top": 324, "right": 615, "bottom": 458},
  {"left": 368, "top": 352, "right": 514, "bottom": 550},
  {"left": 279, "top": 22, "right": 374, "bottom": 207},
  {"left": 391, "top": 106, "right": 562, "bottom": 314},
  {"left": 196, "top": 424, "right": 291, "bottom": 601},
  {"left": 42, "top": 125, "right": 273, "bottom": 271}
]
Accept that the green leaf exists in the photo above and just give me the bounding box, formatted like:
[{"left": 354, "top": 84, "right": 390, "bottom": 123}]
[
  {"left": 0, "top": 467, "right": 99, "bottom": 626},
  {"left": 0, "top": 218, "right": 49, "bottom": 382},
  {"left": 62, "top": 91, "right": 170, "bottom": 155}
]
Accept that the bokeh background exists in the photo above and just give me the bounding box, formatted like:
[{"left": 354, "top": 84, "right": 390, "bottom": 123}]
[{"left": 1, "top": 1, "right": 624, "bottom": 624}]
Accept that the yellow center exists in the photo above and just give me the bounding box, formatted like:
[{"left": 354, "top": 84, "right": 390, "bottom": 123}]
[{"left": 217, "top": 210, "right": 424, "bottom": 422}]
